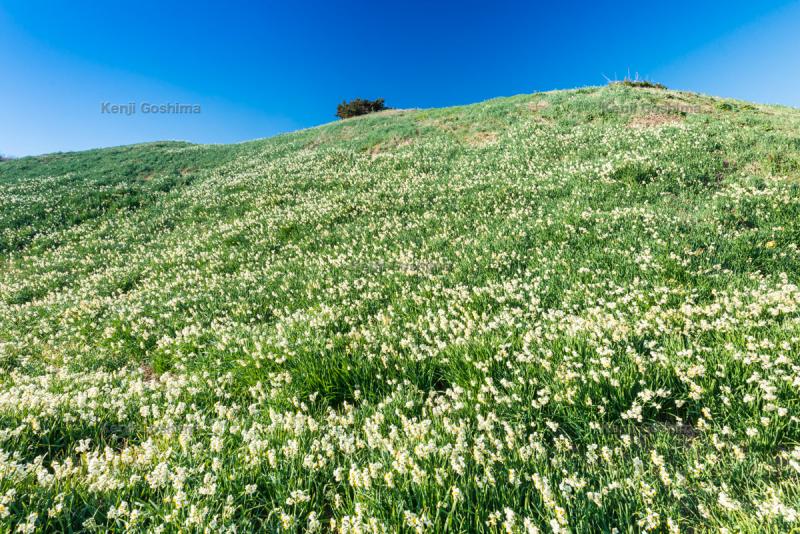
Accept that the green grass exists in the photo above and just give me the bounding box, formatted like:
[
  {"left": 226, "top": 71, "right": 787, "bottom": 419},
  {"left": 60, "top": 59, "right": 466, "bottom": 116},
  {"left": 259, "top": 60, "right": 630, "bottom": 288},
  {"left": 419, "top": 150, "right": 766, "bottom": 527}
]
[{"left": 1, "top": 85, "right": 800, "bottom": 532}]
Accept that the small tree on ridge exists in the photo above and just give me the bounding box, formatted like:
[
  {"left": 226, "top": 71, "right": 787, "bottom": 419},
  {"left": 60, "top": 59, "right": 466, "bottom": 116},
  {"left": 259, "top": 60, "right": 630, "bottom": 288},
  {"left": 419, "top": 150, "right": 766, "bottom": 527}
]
[{"left": 336, "top": 98, "right": 387, "bottom": 119}]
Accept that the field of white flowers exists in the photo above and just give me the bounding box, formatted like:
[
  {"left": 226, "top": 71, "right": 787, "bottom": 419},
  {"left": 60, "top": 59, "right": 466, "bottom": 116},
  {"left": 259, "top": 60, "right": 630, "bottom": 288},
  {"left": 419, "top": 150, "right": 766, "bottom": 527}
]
[{"left": 1, "top": 85, "right": 800, "bottom": 532}]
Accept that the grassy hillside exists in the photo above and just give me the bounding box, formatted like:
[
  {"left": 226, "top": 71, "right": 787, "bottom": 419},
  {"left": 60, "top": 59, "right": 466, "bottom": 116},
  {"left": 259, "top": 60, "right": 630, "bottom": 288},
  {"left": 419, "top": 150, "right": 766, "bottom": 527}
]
[{"left": 1, "top": 85, "right": 800, "bottom": 532}]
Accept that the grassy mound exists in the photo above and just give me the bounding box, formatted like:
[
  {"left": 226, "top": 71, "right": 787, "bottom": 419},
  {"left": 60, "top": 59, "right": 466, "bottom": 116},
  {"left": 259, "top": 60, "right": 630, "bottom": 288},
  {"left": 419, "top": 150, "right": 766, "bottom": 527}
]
[{"left": 1, "top": 85, "right": 800, "bottom": 531}]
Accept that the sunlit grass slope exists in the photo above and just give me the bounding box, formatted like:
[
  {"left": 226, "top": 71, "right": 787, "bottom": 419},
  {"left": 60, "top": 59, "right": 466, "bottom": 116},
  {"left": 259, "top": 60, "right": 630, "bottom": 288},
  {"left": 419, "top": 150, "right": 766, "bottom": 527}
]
[{"left": 1, "top": 85, "right": 800, "bottom": 532}]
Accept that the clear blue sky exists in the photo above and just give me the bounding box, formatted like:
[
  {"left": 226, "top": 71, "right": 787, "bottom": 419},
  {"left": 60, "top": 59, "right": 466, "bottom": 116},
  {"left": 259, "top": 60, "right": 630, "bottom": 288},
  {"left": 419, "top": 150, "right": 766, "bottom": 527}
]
[{"left": 2, "top": 0, "right": 799, "bottom": 157}]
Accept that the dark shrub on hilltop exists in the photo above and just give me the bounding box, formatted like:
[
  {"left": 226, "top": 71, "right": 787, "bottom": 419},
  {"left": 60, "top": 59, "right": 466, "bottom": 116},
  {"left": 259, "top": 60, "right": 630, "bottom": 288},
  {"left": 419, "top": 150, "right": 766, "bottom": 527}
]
[{"left": 336, "top": 98, "right": 388, "bottom": 119}]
